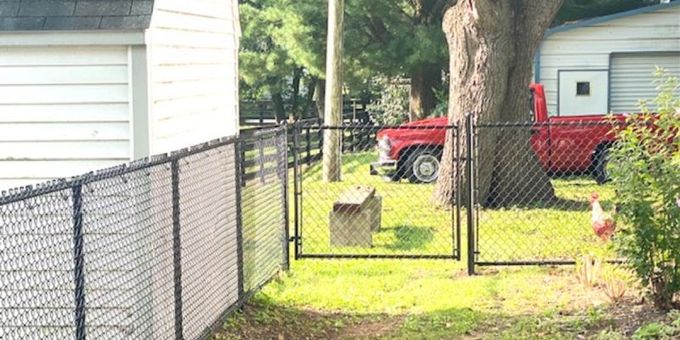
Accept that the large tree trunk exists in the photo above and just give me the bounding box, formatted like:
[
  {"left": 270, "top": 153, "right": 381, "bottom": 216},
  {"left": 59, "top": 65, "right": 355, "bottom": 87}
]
[
  {"left": 271, "top": 91, "right": 286, "bottom": 123},
  {"left": 409, "top": 64, "right": 441, "bottom": 121},
  {"left": 290, "top": 67, "right": 303, "bottom": 120},
  {"left": 433, "top": 0, "right": 562, "bottom": 206},
  {"left": 315, "top": 79, "right": 325, "bottom": 120},
  {"left": 302, "top": 77, "right": 317, "bottom": 119},
  {"left": 322, "top": 0, "right": 344, "bottom": 182}
]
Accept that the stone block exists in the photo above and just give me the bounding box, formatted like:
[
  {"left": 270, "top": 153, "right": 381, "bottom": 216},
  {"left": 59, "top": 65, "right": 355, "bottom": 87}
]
[{"left": 329, "top": 186, "right": 382, "bottom": 247}]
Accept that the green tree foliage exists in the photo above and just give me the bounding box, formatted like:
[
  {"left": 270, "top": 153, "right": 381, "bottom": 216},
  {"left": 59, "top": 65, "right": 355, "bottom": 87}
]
[
  {"left": 238, "top": 0, "right": 666, "bottom": 120},
  {"left": 238, "top": 0, "right": 449, "bottom": 118},
  {"left": 239, "top": 0, "right": 297, "bottom": 99},
  {"left": 343, "top": 0, "right": 448, "bottom": 82},
  {"left": 609, "top": 71, "right": 680, "bottom": 311},
  {"left": 366, "top": 78, "right": 410, "bottom": 125}
]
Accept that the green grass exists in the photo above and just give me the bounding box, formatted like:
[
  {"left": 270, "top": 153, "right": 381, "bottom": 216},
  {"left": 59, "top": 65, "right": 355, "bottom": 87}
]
[
  {"left": 216, "top": 153, "right": 664, "bottom": 339},
  {"left": 297, "top": 152, "right": 455, "bottom": 256},
  {"left": 296, "top": 152, "right": 616, "bottom": 262}
]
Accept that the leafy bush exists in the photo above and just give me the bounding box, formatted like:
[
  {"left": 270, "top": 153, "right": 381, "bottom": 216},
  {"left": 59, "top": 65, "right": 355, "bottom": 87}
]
[
  {"left": 609, "top": 70, "right": 680, "bottom": 311},
  {"left": 430, "top": 87, "right": 449, "bottom": 118},
  {"left": 633, "top": 321, "right": 678, "bottom": 340},
  {"left": 367, "top": 77, "right": 410, "bottom": 125}
]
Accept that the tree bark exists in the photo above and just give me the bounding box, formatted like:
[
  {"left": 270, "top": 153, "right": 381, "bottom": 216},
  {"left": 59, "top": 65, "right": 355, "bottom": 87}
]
[
  {"left": 315, "top": 79, "right": 325, "bottom": 119},
  {"left": 433, "top": 0, "right": 562, "bottom": 206},
  {"left": 322, "top": 0, "right": 344, "bottom": 182},
  {"left": 409, "top": 64, "right": 441, "bottom": 121},
  {"left": 290, "top": 67, "right": 303, "bottom": 120},
  {"left": 271, "top": 91, "right": 286, "bottom": 123},
  {"left": 302, "top": 77, "right": 317, "bottom": 119}
]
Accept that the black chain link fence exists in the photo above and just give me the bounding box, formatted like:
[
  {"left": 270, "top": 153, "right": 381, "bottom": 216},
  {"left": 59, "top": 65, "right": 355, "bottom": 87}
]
[
  {"left": 290, "top": 119, "right": 621, "bottom": 271},
  {"left": 0, "top": 127, "right": 288, "bottom": 339},
  {"left": 0, "top": 116, "right": 631, "bottom": 337},
  {"left": 292, "top": 123, "right": 461, "bottom": 259},
  {"left": 471, "top": 121, "right": 620, "bottom": 268}
]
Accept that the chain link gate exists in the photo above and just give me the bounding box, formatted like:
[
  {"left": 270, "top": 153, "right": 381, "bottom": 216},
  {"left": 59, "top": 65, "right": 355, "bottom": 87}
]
[
  {"left": 291, "top": 123, "right": 462, "bottom": 260},
  {"left": 467, "top": 118, "right": 624, "bottom": 274}
]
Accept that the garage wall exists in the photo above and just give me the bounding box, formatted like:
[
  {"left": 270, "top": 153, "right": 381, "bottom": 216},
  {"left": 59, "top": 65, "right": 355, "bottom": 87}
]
[
  {"left": 537, "top": 4, "right": 680, "bottom": 115},
  {"left": 146, "top": 0, "right": 241, "bottom": 154},
  {"left": 0, "top": 45, "right": 132, "bottom": 190},
  {"left": 610, "top": 52, "right": 680, "bottom": 113}
]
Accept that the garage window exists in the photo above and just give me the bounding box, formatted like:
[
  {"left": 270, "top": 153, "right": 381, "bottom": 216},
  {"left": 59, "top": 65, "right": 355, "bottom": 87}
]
[{"left": 576, "top": 82, "right": 590, "bottom": 96}]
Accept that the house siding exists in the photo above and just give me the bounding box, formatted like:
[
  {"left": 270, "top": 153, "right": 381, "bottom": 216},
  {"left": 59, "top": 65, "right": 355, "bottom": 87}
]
[
  {"left": 0, "top": 45, "right": 132, "bottom": 190},
  {"left": 144, "top": 2, "right": 241, "bottom": 339},
  {"left": 537, "top": 6, "right": 680, "bottom": 115},
  {"left": 146, "top": 0, "right": 240, "bottom": 154}
]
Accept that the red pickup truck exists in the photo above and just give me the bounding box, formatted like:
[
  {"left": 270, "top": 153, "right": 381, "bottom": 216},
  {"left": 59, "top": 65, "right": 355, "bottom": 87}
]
[{"left": 370, "top": 84, "right": 624, "bottom": 184}]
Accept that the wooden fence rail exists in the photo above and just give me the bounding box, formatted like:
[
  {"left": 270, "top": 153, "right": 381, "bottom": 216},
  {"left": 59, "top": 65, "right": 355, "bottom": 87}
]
[{"left": 239, "top": 118, "right": 378, "bottom": 176}]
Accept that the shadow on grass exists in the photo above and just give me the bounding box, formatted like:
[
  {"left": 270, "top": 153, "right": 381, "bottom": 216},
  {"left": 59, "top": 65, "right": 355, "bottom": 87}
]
[
  {"left": 215, "top": 296, "right": 485, "bottom": 340},
  {"left": 215, "top": 296, "right": 636, "bottom": 340},
  {"left": 381, "top": 225, "right": 435, "bottom": 251},
  {"left": 485, "top": 197, "right": 592, "bottom": 212}
]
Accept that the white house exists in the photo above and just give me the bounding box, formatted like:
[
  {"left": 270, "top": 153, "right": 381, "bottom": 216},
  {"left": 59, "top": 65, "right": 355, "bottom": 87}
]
[
  {"left": 535, "top": 1, "right": 680, "bottom": 116},
  {"left": 0, "top": 0, "right": 241, "bottom": 190}
]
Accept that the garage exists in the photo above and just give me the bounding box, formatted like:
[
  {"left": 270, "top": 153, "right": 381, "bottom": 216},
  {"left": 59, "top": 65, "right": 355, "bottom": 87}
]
[
  {"left": 610, "top": 52, "right": 680, "bottom": 113},
  {"left": 535, "top": 1, "right": 680, "bottom": 116}
]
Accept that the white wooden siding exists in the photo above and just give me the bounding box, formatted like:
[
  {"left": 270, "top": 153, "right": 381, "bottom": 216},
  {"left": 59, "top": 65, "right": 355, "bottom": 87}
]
[
  {"left": 538, "top": 6, "right": 680, "bottom": 114},
  {"left": 0, "top": 46, "right": 132, "bottom": 190},
  {"left": 146, "top": 0, "right": 240, "bottom": 154},
  {"left": 610, "top": 53, "right": 680, "bottom": 113}
]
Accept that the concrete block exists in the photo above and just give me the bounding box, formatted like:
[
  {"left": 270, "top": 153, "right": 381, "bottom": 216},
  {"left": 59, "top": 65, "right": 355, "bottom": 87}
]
[
  {"left": 365, "top": 195, "right": 382, "bottom": 232},
  {"left": 329, "top": 208, "right": 373, "bottom": 248},
  {"left": 329, "top": 186, "right": 382, "bottom": 247}
]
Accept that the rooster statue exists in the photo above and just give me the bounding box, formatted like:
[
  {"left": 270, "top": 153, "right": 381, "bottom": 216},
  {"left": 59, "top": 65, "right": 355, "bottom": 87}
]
[{"left": 589, "top": 192, "right": 616, "bottom": 241}]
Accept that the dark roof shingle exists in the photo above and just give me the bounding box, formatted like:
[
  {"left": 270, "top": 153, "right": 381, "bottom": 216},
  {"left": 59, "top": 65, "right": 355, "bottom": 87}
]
[{"left": 0, "top": 0, "right": 154, "bottom": 31}]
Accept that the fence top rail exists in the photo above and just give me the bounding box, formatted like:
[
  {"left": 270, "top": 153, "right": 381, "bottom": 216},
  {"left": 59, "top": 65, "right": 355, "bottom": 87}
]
[
  {"left": 475, "top": 120, "right": 624, "bottom": 128},
  {"left": 0, "top": 126, "right": 287, "bottom": 206},
  {"left": 300, "top": 124, "right": 459, "bottom": 130}
]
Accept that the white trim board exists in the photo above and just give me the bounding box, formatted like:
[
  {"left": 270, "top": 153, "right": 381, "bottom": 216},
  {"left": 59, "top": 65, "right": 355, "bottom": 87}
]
[{"left": 0, "top": 30, "right": 146, "bottom": 46}]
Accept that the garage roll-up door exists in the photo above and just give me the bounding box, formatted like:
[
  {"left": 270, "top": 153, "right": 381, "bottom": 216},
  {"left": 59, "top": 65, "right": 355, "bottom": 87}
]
[{"left": 610, "top": 53, "right": 680, "bottom": 113}]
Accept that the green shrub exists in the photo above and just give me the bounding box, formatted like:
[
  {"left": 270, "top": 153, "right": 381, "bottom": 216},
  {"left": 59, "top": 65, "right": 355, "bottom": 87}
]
[
  {"left": 367, "top": 77, "right": 410, "bottom": 125},
  {"left": 632, "top": 321, "right": 678, "bottom": 340},
  {"left": 609, "top": 69, "right": 680, "bottom": 311}
]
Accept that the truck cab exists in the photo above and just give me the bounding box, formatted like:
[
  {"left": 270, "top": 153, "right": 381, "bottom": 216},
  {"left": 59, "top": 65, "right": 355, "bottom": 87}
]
[{"left": 371, "top": 84, "right": 624, "bottom": 184}]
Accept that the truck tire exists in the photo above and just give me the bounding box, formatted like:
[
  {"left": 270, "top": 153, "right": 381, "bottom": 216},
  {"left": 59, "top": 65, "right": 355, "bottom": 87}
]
[
  {"left": 593, "top": 147, "right": 610, "bottom": 185},
  {"left": 405, "top": 148, "right": 442, "bottom": 183}
]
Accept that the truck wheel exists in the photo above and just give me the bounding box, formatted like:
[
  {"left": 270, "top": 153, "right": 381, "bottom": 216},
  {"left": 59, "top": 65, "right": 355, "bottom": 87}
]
[
  {"left": 593, "top": 147, "right": 610, "bottom": 185},
  {"left": 406, "top": 148, "right": 442, "bottom": 183}
]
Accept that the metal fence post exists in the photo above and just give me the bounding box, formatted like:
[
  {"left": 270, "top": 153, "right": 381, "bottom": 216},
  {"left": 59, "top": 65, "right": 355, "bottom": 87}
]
[
  {"left": 305, "top": 127, "right": 311, "bottom": 166},
  {"left": 71, "top": 182, "right": 86, "bottom": 340},
  {"left": 281, "top": 125, "right": 290, "bottom": 271},
  {"left": 171, "top": 159, "right": 184, "bottom": 340},
  {"left": 466, "top": 114, "right": 476, "bottom": 276},
  {"left": 292, "top": 123, "right": 301, "bottom": 259},
  {"left": 317, "top": 123, "right": 323, "bottom": 160},
  {"left": 455, "top": 124, "right": 463, "bottom": 261},
  {"left": 234, "top": 141, "right": 246, "bottom": 298}
]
